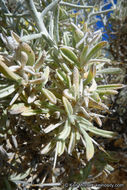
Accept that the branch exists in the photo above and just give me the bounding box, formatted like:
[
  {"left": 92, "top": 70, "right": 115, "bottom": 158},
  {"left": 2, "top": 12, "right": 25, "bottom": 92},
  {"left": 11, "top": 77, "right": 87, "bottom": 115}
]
[
  {"left": 25, "top": 0, "right": 44, "bottom": 32},
  {"left": 60, "top": 1, "right": 93, "bottom": 9},
  {"left": 25, "top": 0, "right": 55, "bottom": 47},
  {"left": 21, "top": 32, "right": 43, "bottom": 42},
  {"left": 4, "top": 12, "right": 30, "bottom": 18},
  {"left": 89, "top": 8, "right": 115, "bottom": 18},
  {"left": 41, "top": 0, "right": 61, "bottom": 18}
]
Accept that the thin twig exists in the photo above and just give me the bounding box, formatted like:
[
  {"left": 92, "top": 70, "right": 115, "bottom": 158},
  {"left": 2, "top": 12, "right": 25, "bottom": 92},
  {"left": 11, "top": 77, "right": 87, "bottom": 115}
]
[
  {"left": 60, "top": 1, "right": 93, "bottom": 9},
  {"left": 25, "top": 0, "right": 56, "bottom": 47},
  {"left": 41, "top": 0, "right": 61, "bottom": 18},
  {"left": 21, "top": 32, "right": 43, "bottom": 42},
  {"left": 4, "top": 12, "right": 30, "bottom": 18},
  {"left": 89, "top": 8, "right": 115, "bottom": 18}
]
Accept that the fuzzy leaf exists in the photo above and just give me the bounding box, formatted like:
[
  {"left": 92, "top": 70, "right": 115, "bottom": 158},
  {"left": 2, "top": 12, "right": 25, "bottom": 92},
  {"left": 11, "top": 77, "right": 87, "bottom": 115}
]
[
  {"left": 57, "top": 140, "right": 65, "bottom": 156},
  {"left": 21, "top": 109, "right": 42, "bottom": 116},
  {"left": 11, "top": 32, "right": 35, "bottom": 66},
  {"left": 42, "top": 88, "right": 57, "bottom": 104},
  {"left": 63, "top": 89, "right": 75, "bottom": 101},
  {"left": 80, "top": 126, "right": 94, "bottom": 161},
  {"left": 0, "top": 85, "right": 16, "bottom": 98},
  {"left": 96, "top": 89, "right": 118, "bottom": 95},
  {"left": 84, "top": 64, "right": 96, "bottom": 85},
  {"left": 89, "top": 98, "right": 109, "bottom": 111},
  {"left": 68, "top": 128, "right": 76, "bottom": 154},
  {"left": 0, "top": 61, "right": 22, "bottom": 82},
  {"left": 97, "top": 84, "right": 124, "bottom": 90},
  {"left": 60, "top": 46, "right": 79, "bottom": 66},
  {"left": 84, "top": 41, "right": 107, "bottom": 64},
  {"left": 57, "top": 120, "right": 71, "bottom": 140},
  {"left": 44, "top": 122, "right": 63, "bottom": 134},
  {"left": 80, "top": 45, "right": 89, "bottom": 65},
  {"left": 97, "top": 68, "right": 122, "bottom": 74},
  {"left": 9, "top": 168, "right": 31, "bottom": 181},
  {"left": 79, "top": 123, "right": 117, "bottom": 138},
  {"left": 62, "top": 96, "right": 73, "bottom": 116},
  {"left": 40, "top": 142, "right": 54, "bottom": 154},
  {"left": 73, "top": 67, "right": 79, "bottom": 97},
  {"left": 8, "top": 103, "right": 29, "bottom": 114}
]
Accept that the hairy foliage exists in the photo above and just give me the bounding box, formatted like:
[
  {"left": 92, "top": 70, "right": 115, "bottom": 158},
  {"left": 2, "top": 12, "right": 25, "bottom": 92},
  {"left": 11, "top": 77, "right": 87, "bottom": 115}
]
[{"left": 0, "top": 0, "right": 125, "bottom": 189}]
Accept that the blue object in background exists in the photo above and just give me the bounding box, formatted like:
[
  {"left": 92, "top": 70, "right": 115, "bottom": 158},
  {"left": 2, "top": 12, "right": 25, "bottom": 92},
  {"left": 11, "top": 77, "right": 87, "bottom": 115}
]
[{"left": 96, "top": 0, "right": 117, "bottom": 41}]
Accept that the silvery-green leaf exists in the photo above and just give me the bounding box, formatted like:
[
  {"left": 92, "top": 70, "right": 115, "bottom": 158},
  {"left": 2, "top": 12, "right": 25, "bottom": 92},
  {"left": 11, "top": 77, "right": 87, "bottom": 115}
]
[
  {"left": 79, "top": 79, "right": 83, "bottom": 96},
  {"left": 89, "top": 79, "right": 97, "bottom": 92},
  {"left": 29, "top": 76, "right": 46, "bottom": 84},
  {"left": 63, "top": 31, "right": 70, "bottom": 46},
  {"left": 68, "top": 128, "right": 76, "bottom": 154},
  {"left": 84, "top": 64, "right": 96, "bottom": 85},
  {"left": 21, "top": 109, "right": 42, "bottom": 116},
  {"left": 8, "top": 103, "right": 27, "bottom": 114},
  {"left": 66, "top": 74, "right": 72, "bottom": 88},
  {"left": 63, "top": 89, "right": 75, "bottom": 101},
  {"left": 60, "top": 63, "right": 72, "bottom": 74},
  {"left": 91, "top": 92, "right": 101, "bottom": 102},
  {"left": 93, "top": 116, "right": 102, "bottom": 127},
  {"left": 62, "top": 96, "right": 73, "bottom": 116},
  {"left": 80, "top": 107, "right": 91, "bottom": 119},
  {"left": 42, "top": 66, "right": 50, "bottom": 85},
  {"left": 0, "top": 85, "right": 16, "bottom": 98},
  {"left": 16, "top": 41, "right": 35, "bottom": 66},
  {"left": 27, "top": 91, "right": 36, "bottom": 104},
  {"left": 57, "top": 120, "right": 71, "bottom": 140},
  {"left": 10, "top": 87, "right": 24, "bottom": 105},
  {"left": 76, "top": 115, "right": 93, "bottom": 127},
  {"left": 11, "top": 31, "right": 20, "bottom": 43},
  {"left": 97, "top": 84, "right": 124, "bottom": 90},
  {"left": 71, "top": 22, "right": 84, "bottom": 43},
  {"left": 56, "top": 69, "right": 67, "bottom": 83},
  {"left": 73, "top": 67, "right": 79, "bottom": 97},
  {"left": 20, "top": 51, "right": 28, "bottom": 67},
  {"left": 34, "top": 50, "right": 46, "bottom": 70},
  {"left": 0, "top": 61, "right": 22, "bottom": 82},
  {"left": 75, "top": 129, "right": 80, "bottom": 141},
  {"left": 89, "top": 97, "right": 109, "bottom": 111},
  {"left": 42, "top": 88, "right": 57, "bottom": 104},
  {"left": 44, "top": 122, "right": 63, "bottom": 134},
  {"left": 40, "top": 142, "right": 54, "bottom": 154},
  {"left": 84, "top": 41, "right": 107, "bottom": 64},
  {"left": 96, "top": 89, "right": 118, "bottom": 95},
  {"left": 9, "top": 103, "right": 42, "bottom": 116},
  {"left": 79, "top": 123, "right": 117, "bottom": 138},
  {"left": 9, "top": 168, "right": 31, "bottom": 181},
  {"left": 80, "top": 126, "right": 94, "bottom": 161},
  {"left": 57, "top": 140, "right": 65, "bottom": 156},
  {"left": 84, "top": 96, "right": 89, "bottom": 108},
  {"left": 80, "top": 45, "right": 89, "bottom": 66},
  {"left": 60, "top": 46, "right": 80, "bottom": 66},
  {"left": 97, "top": 68, "right": 122, "bottom": 74}
]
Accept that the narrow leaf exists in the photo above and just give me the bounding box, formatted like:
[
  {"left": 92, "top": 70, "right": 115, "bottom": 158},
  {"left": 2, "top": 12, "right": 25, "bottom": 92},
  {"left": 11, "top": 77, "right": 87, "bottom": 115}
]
[
  {"left": 60, "top": 46, "right": 80, "bottom": 66},
  {"left": 84, "top": 64, "right": 96, "bottom": 85},
  {"left": 68, "top": 128, "right": 76, "bottom": 154},
  {"left": 0, "top": 85, "right": 16, "bottom": 98},
  {"left": 79, "top": 123, "right": 117, "bottom": 138},
  {"left": 80, "top": 126, "right": 94, "bottom": 161},
  {"left": 0, "top": 61, "right": 22, "bottom": 82},
  {"left": 57, "top": 120, "right": 71, "bottom": 140},
  {"left": 84, "top": 41, "right": 107, "bottom": 64},
  {"left": 80, "top": 45, "right": 89, "bottom": 66},
  {"left": 97, "top": 68, "right": 122, "bottom": 74},
  {"left": 57, "top": 141, "right": 65, "bottom": 156},
  {"left": 62, "top": 96, "right": 73, "bottom": 116},
  {"left": 42, "top": 88, "right": 57, "bottom": 104}
]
